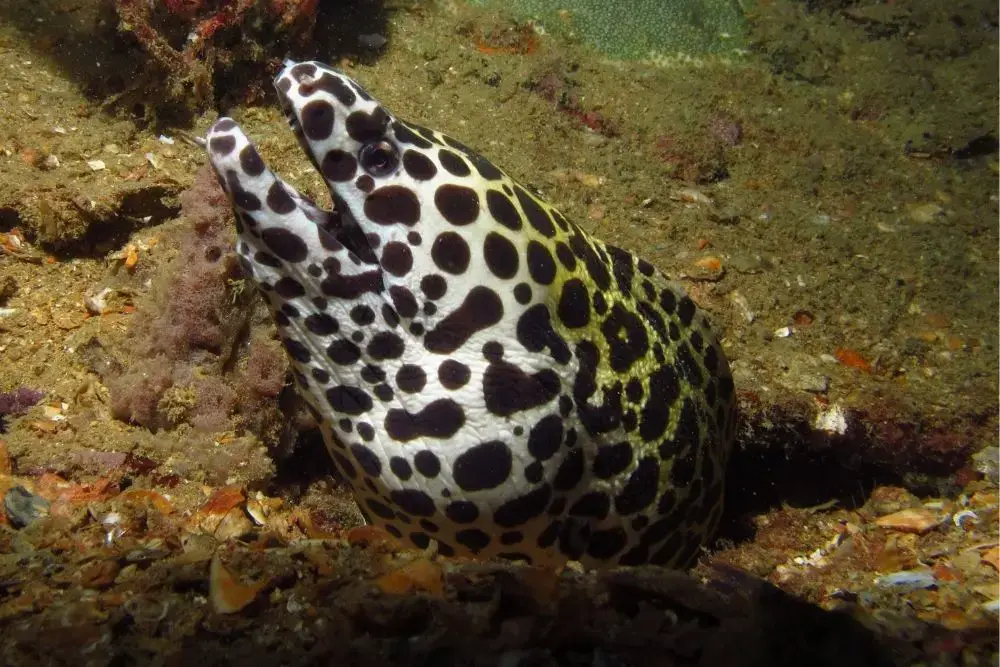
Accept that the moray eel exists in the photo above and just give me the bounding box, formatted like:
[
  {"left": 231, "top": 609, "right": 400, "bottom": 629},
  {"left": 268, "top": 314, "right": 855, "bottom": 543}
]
[{"left": 205, "top": 60, "right": 736, "bottom": 568}]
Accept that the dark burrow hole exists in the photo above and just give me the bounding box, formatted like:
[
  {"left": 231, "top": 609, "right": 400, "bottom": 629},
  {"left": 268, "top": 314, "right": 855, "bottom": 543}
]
[
  {"left": 716, "top": 422, "right": 907, "bottom": 545},
  {"left": 270, "top": 426, "right": 339, "bottom": 495}
]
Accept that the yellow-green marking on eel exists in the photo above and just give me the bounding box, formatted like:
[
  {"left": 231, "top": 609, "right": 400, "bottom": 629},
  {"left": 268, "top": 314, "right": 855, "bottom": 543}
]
[{"left": 205, "top": 60, "right": 736, "bottom": 568}]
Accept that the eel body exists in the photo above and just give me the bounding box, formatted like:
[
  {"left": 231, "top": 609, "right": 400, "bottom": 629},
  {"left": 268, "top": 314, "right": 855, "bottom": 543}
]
[{"left": 206, "top": 60, "right": 735, "bottom": 568}]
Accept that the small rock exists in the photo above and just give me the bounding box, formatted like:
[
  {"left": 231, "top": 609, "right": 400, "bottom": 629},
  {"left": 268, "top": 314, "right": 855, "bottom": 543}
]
[
  {"left": 39, "top": 154, "right": 59, "bottom": 170},
  {"left": 4, "top": 485, "right": 51, "bottom": 527},
  {"left": 814, "top": 403, "right": 848, "bottom": 435},
  {"left": 972, "top": 446, "right": 999, "bottom": 484},
  {"left": 790, "top": 372, "right": 829, "bottom": 393},
  {"left": 86, "top": 159, "right": 106, "bottom": 171},
  {"left": 874, "top": 508, "right": 941, "bottom": 534},
  {"left": 907, "top": 202, "right": 943, "bottom": 223},
  {"left": 709, "top": 204, "right": 741, "bottom": 225},
  {"left": 728, "top": 253, "right": 764, "bottom": 274}
]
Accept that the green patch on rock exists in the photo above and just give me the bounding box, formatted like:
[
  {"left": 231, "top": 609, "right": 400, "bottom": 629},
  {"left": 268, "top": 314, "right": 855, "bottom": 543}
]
[{"left": 472, "top": 0, "right": 749, "bottom": 62}]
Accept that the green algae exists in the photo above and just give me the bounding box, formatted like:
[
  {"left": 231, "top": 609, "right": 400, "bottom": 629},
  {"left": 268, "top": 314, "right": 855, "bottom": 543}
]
[{"left": 471, "top": 0, "right": 748, "bottom": 62}]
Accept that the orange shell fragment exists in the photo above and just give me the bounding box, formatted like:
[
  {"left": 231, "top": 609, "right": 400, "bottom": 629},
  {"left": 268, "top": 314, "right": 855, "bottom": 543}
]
[
  {"left": 374, "top": 559, "right": 444, "bottom": 598},
  {"left": 834, "top": 347, "right": 872, "bottom": 373},
  {"left": 209, "top": 554, "right": 266, "bottom": 614}
]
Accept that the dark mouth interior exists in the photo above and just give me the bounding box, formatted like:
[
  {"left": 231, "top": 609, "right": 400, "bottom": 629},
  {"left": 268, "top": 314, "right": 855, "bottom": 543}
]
[{"left": 328, "top": 201, "right": 378, "bottom": 265}]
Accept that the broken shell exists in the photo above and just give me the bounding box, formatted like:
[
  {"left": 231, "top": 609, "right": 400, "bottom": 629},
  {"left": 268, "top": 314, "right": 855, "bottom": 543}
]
[
  {"left": 729, "top": 290, "right": 755, "bottom": 323},
  {"left": 875, "top": 570, "right": 937, "bottom": 590},
  {"left": 952, "top": 509, "right": 978, "bottom": 528},
  {"left": 84, "top": 287, "right": 113, "bottom": 315},
  {"left": 245, "top": 497, "right": 267, "bottom": 526},
  {"left": 671, "top": 187, "right": 712, "bottom": 206},
  {"left": 875, "top": 508, "right": 941, "bottom": 534},
  {"left": 694, "top": 256, "right": 723, "bottom": 272},
  {"left": 209, "top": 554, "right": 266, "bottom": 614}
]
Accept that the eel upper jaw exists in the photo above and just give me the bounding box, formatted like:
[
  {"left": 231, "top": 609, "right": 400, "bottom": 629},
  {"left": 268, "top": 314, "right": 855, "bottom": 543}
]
[{"left": 272, "top": 65, "right": 378, "bottom": 267}]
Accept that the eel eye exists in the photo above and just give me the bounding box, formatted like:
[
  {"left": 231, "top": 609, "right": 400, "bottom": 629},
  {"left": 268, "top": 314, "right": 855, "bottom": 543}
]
[{"left": 359, "top": 140, "right": 399, "bottom": 176}]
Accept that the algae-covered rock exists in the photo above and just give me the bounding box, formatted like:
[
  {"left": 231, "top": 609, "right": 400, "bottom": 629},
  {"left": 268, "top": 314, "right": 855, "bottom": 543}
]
[{"left": 474, "top": 0, "right": 748, "bottom": 62}]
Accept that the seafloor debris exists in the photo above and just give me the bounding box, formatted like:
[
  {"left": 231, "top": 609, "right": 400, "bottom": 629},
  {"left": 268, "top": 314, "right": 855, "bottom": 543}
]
[
  {"left": 0, "top": 463, "right": 904, "bottom": 667},
  {"left": 0, "top": 387, "right": 44, "bottom": 433}
]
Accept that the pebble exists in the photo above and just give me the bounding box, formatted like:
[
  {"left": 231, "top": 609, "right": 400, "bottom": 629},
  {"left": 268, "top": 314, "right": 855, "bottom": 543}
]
[
  {"left": 773, "top": 326, "right": 792, "bottom": 338},
  {"left": 86, "top": 160, "right": 106, "bottom": 171}
]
